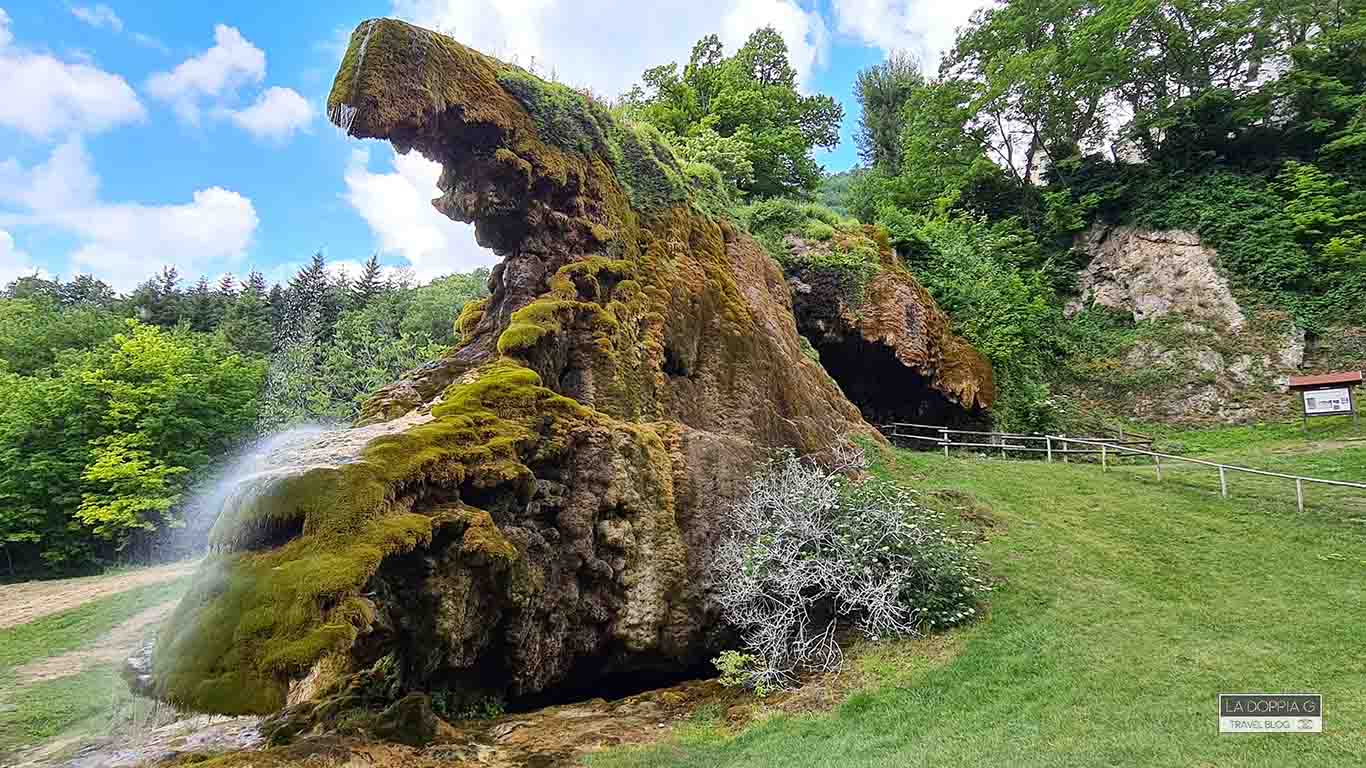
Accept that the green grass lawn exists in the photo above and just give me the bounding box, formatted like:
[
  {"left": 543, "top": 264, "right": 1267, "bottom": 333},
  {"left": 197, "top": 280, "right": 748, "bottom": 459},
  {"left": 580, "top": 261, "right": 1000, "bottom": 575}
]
[
  {"left": 592, "top": 427, "right": 1366, "bottom": 767},
  {"left": 0, "top": 577, "right": 190, "bottom": 758}
]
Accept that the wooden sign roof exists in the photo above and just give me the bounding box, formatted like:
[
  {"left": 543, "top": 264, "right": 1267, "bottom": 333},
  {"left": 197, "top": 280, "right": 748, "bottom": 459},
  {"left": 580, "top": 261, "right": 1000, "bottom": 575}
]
[{"left": 1288, "top": 371, "right": 1364, "bottom": 390}]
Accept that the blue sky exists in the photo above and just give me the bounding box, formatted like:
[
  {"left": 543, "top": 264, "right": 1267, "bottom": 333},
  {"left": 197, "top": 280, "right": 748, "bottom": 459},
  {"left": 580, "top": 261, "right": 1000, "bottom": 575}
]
[{"left": 0, "top": 1, "right": 981, "bottom": 291}]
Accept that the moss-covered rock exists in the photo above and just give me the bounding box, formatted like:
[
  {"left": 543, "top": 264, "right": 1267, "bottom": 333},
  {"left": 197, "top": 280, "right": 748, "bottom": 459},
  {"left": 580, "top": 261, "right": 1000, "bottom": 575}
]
[
  {"left": 743, "top": 200, "right": 994, "bottom": 420},
  {"left": 151, "top": 17, "right": 992, "bottom": 725}
]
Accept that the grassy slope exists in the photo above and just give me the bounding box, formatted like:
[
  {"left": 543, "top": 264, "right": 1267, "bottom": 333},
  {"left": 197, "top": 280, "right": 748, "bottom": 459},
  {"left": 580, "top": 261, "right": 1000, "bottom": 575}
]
[
  {"left": 594, "top": 425, "right": 1366, "bottom": 767},
  {"left": 0, "top": 578, "right": 190, "bottom": 757}
]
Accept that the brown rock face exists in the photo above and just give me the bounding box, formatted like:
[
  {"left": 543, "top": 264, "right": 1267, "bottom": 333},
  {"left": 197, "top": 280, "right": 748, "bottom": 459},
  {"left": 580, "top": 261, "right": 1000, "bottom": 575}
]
[
  {"left": 150, "top": 18, "right": 992, "bottom": 720},
  {"left": 786, "top": 232, "right": 994, "bottom": 426}
]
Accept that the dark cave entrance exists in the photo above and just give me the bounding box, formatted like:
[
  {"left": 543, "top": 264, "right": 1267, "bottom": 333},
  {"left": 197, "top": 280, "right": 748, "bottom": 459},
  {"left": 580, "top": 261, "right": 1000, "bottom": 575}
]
[
  {"left": 506, "top": 655, "right": 717, "bottom": 713},
  {"left": 806, "top": 331, "right": 984, "bottom": 431}
]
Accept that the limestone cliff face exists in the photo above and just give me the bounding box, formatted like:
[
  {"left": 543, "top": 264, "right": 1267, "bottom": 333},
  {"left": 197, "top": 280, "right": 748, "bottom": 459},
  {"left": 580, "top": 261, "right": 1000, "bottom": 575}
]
[
  {"left": 1066, "top": 224, "right": 1305, "bottom": 424},
  {"left": 1068, "top": 226, "right": 1248, "bottom": 329},
  {"left": 151, "top": 18, "right": 991, "bottom": 719}
]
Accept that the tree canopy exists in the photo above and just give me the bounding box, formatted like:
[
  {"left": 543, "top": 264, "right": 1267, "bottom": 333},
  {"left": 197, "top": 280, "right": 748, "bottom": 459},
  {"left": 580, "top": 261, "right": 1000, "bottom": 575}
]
[
  {"left": 624, "top": 27, "right": 844, "bottom": 198},
  {"left": 0, "top": 255, "right": 490, "bottom": 579}
]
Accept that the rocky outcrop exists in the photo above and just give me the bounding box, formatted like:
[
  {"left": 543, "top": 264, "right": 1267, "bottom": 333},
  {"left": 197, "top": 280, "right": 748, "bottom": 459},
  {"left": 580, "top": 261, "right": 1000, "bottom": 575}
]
[
  {"left": 785, "top": 231, "right": 993, "bottom": 425},
  {"left": 1067, "top": 224, "right": 1305, "bottom": 424},
  {"left": 150, "top": 18, "right": 993, "bottom": 723},
  {"left": 1069, "top": 225, "right": 1247, "bottom": 329}
]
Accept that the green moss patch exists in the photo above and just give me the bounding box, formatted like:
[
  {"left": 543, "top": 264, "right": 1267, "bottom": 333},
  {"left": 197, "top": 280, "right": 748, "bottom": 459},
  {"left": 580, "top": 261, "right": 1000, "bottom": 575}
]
[
  {"left": 741, "top": 199, "right": 885, "bottom": 306},
  {"left": 156, "top": 359, "right": 598, "bottom": 715}
]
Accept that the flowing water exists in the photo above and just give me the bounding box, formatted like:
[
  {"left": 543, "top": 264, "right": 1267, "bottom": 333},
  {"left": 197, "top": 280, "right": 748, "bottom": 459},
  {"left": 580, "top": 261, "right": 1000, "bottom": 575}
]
[
  {"left": 180, "top": 410, "right": 435, "bottom": 554},
  {"left": 13, "top": 411, "right": 438, "bottom": 768}
]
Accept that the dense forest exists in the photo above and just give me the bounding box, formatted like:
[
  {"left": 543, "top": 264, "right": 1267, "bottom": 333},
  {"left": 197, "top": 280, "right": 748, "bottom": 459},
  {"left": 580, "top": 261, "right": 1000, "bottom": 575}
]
[
  {"left": 0, "top": 257, "right": 488, "bottom": 577},
  {"left": 7, "top": 0, "right": 1364, "bottom": 579}
]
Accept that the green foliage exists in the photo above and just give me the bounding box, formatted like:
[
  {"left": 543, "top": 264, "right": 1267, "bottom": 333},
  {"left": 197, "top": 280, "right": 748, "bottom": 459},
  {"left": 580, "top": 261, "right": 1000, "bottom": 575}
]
[
  {"left": 713, "top": 651, "right": 768, "bottom": 697},
  {"left": 817, "top": 169, "right": 860, "bottom": 216},
  {"left": 884, "top": 211, "right": 1061, "bottom": 432},
  {"left": 0, "top": 322, "right": 265, "bottom": 568},
  {"left": 623, "top": 27, "right": 843, "bottom": 198},
  {"left": 740, "top": 198, "right": 882, "bottom": 305},
  {"left": 0, "top": 252, "right": 491, "bottom": 579},
  {"left": 400, "top": 269, "right": 490, "bottom": 345},
  {"left": 854, "top": 51, "right": 924, "bottom": 174},
  {"left": 0, "top": 297, "right": 122, "bottom": 376},
  {"left": 667, "top": 125, "right": 755, "bottom": 195}
]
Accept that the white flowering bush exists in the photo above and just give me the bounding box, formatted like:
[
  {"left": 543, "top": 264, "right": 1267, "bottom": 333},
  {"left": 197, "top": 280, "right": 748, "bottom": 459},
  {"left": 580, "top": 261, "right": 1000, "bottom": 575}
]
[{"left": 711, "top": 440, "right": 989, "bottom": 692}]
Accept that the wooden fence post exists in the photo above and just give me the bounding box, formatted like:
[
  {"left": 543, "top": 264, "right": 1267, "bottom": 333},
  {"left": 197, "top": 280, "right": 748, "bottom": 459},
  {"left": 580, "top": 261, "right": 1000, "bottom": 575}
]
[
  {"left": 1046, "top": 436, "right": 1053, "bottom": 463},
  {"left": 1219, "top": 466, "right": 1228, "bottom": 498},
  {"left": 1101, "top": 443, "right": 1108, "bottom": 472},
  {"left": 1155, "top": 454, "right": 1162, "bottom": 481},
  {"left": 941, "top": 428, "right": 949, "bottom": 458},
  {"left": 1296, "top": 479, "right": 1304, "bottom": 513}
]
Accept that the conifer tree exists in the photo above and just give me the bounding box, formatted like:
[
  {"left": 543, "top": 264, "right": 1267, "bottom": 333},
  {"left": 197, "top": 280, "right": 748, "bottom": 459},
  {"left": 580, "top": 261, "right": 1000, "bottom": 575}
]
[
  {"left": 188, "top": 277, "right": 219, "bottom": 332},
  {"left": 352, "top": 254, "right": 384, "bottom": 307},
  {"left": 216, "top": 274, "right": 237, "bottom": 297}
]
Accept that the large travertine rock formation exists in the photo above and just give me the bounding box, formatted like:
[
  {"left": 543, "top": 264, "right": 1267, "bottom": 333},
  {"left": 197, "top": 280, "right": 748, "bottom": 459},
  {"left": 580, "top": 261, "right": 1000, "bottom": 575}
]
[
  {"left": 151, "top": 18, "right": 993, "bottom": 721},
  {"left": 784, "top": 232, "right": 993, "bottom": 426}
]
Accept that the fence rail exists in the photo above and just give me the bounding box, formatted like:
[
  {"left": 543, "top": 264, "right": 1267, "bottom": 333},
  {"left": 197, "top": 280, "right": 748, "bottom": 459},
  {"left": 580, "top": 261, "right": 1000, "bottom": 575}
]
[
  {"left": 1044, "top": 435, "right": 1366, "bottom": 513},
  {"left": 881, "top": 422, "right": 1153, "bottom": 458},
  {"left": 881, "top": 423, "right": 1364, "bottom": 513}
]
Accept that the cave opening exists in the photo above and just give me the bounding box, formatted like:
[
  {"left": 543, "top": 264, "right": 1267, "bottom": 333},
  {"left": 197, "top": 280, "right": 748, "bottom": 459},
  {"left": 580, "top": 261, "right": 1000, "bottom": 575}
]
[
  {"left": 807, "top": 331, "right": 984, "bottom": 431},
  {"left": 506, "top": 655, "right": 717, "bottom": 713}
]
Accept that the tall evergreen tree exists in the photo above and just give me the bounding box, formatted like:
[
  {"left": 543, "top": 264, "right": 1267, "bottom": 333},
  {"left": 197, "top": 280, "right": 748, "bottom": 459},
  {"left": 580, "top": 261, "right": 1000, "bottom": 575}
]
[
  {"left": 187, "top": 277, "right": 219, "bottom": 332},
  {"left": 268, "top": 284, "right": 287, "bottom": 339},
  {"left": 220, "top": 286, "right": 275, "bottom": 356},
  {"left": 145, "top": 266, "right": 184, "bottom": 328},
  {"left": 352, "top": 255, "right": 385, "bottom": 306},
  {"left": 59, "top": 274, "right": 117, "bottom": 309},
  {"left": 216, "top": 274, "right": 237, "bottom": 298},
  {"left": 244, "top": 270, "right": 269, "bottom": 298}
]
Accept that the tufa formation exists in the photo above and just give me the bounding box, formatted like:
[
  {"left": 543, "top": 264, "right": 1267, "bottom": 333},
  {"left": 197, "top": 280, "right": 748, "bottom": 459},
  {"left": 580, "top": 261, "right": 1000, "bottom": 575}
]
[{"left": 151, "top": 18, "right": 993, "bottom": 722}]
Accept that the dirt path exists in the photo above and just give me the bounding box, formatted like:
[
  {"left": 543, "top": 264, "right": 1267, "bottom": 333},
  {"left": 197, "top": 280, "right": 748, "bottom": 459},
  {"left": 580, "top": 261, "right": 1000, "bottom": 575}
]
[
  {"left": 0, "top": 560, "right": 198, "bottom": 630},
  {"left": 15, "top": 599, "right": 182, "bottom": 683}
]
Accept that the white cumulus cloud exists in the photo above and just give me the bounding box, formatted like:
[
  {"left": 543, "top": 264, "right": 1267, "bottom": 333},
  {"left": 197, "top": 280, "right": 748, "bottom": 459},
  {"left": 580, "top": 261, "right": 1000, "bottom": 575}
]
[
  {"left": 0, "top": 139, "right": 258, "bottom": 291},
  {"left": 831, "top": 0, "right": 988, "bottom": 69},
  {"left": 0, "top": 229, "right": 48, "bottom": 286},
  {"left": 146, "top": 24, "right": 266, "bottom": 123},
  {"left": 0, "top": 9, "right": 144, "bottom": 138},
  {"left": 343, "top": 147, "right": 495, "bottom": 282},
  {"left": 70, "top": 4, "right": 123, "bottom": 32},
  {"left": 225, "top": 86, "right": 315, "bottom": 141},
  {"left": 391, "top": 0, "right": 830, "bottom": 95}
]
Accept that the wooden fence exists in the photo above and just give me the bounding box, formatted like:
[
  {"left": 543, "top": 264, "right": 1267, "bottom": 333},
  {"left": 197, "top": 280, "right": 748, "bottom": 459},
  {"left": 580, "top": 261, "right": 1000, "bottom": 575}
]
[
  {"left": 881, "top": 422, "right": 1154, "bottom": 459},
  {"left": 880, "top": 422, "right": 1366, "bottom": 513},
  {"left": 1044, "top": 435, "right": 1366, "bottom": 513}
]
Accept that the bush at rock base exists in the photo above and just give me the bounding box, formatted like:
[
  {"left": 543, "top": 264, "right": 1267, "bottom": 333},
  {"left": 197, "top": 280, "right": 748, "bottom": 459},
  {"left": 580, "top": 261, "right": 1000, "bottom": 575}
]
[{"left": 711, "top": 441, "right": 989, "bottom": 692}]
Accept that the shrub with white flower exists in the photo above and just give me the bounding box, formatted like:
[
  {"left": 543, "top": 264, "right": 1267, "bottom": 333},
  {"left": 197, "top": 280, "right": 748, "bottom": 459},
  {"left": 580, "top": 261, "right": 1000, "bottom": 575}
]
[{"left": 711, "top": 439, "right": 989, "bottom": 692}]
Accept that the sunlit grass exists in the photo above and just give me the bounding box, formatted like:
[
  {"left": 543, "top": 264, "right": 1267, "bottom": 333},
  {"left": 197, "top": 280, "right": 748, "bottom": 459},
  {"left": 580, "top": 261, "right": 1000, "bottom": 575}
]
[{"left": 0, "top": 577, "right": 190, "bottom": 758}]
